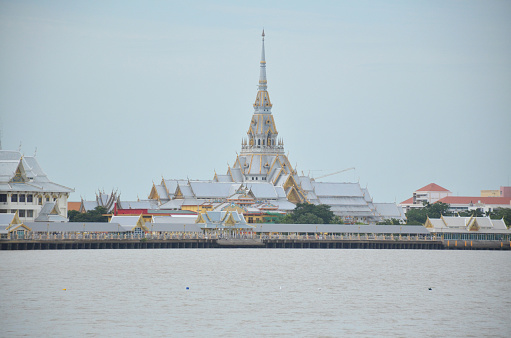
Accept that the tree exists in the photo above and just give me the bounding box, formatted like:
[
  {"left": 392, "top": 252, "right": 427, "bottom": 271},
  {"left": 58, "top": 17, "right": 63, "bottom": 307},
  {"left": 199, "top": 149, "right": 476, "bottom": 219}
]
[
  {"left": 405, "top": 202, "right": 452, "bottom": 225},
  {"left": 275, "top": 203, "right": 335, "bottom": 224},
  {"left": 489, "top": 208, "right": 511, "bottom": 227},
  {"left": 330, "top": 215, "right": 344, "bottom": 224},
  {"left": 296, "top": 213, "right": 324, "bottom": 224},
  {"left": 405, "top": 208, "right": 428, "bottom": 225},
  {"left": 68, "top": 206, "right": 109, "bottom": 222},
  {"left": 458, "top": 209, "right": 485, "bottom": 217}
]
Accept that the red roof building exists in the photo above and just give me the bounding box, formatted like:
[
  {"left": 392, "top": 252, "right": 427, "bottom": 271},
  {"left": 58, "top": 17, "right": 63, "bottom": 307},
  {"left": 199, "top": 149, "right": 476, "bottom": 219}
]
[
  {"left": 400, "top": 183, "right": 452, "bottom": 212},
  {"left": 401, "top": 183, "right": 511, "bottom": 215},
  {"left": 436, "top": 196, "right": 511, "bottom": 214},
  {"left": 416, "top": 183, "right": 450, "bottom": 192}
]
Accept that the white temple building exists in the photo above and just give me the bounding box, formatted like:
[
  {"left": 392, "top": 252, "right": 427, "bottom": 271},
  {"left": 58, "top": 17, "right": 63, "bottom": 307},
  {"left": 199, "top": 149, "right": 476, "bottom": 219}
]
[
  {"left": 144, "top": 31, "right": 404, "bottom": 224},
  {"left": 0, "top": 150, "right": 74, "bottom": 222}
]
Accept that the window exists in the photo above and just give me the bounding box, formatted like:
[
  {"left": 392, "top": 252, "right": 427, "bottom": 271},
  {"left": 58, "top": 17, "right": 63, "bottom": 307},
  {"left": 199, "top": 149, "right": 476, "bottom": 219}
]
[
  {"left": 27, "top": 195, "right": 33, "bottom": 203},
  {"left": 11, "top": 194, "right": 18, "bottom": 203},
  {"left": 27, "top": 210, "right": 33, "bottom": 217},
  {"left": 19, "top": 210, "right": 25, "bottom": 217},
  {"left": 134, "top": 227, "right": 143, "bottom": 237},
  {"left": 19, "top": 194, "right": 26, "bottom": 203},
  {"left": 46, "top": 197, "right": 50, "bottom": 202},
  {"left": 0, "top": 194, "right": 6, "bottom": 203}
]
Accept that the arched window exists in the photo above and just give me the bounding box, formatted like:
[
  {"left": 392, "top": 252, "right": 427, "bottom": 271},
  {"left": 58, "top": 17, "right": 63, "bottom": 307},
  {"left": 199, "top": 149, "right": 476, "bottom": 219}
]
[{"left": 258, "top": 139, "right": 261, "bottom": 146}]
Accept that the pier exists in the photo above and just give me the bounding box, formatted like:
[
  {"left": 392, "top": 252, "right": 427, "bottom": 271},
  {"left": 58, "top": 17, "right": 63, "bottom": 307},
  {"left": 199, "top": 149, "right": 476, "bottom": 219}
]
[{"left": 1, "top": 237, "right": 509, "bottom": 250}]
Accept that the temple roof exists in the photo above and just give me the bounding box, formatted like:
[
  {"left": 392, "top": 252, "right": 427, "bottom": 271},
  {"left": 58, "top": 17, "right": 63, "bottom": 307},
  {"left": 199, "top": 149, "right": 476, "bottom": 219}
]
[{"left": 0, "top": 150, "right": 73, "bottom": 193}]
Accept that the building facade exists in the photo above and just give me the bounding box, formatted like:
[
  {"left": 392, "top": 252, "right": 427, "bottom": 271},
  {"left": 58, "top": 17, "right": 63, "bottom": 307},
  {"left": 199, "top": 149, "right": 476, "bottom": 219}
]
[
  {"left": 425, "top": 215, "right": 510, "bottom": 241},
  {"left": 436, "top": 196, "right": 511, "bottom": 214},
  {"left": 400, "top": 183, "right": 452, "bottom": 212},
  {"left": 0, "top": 150, "right": 74, "bottom": 222}
]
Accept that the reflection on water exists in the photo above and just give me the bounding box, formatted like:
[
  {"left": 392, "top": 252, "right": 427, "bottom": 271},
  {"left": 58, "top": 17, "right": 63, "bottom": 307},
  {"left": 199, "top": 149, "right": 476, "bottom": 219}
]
[{"left": 1, "top": 250, "right": 510, "bottom": 337}]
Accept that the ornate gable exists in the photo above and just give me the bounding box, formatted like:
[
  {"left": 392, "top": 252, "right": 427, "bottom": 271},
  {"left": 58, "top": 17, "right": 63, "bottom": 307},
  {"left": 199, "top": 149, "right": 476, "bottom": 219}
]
[
  {"left": 49, "top": 203, "right": 61, "bottom": 215},
  {"left": 148, "top": 183, "right": 160, "bottom": 201},
  {"left": 174, "top": 185, "right": 184, "bottom": 199},
  {"left": 6, "top": 211, "right": 23, "bottom": 230},
  {"left": 10, "top": 160, "right": 27, "bottom": 183},
  {"left": 468, "top": 218, "right": 480, "bottom": 231},
  {"left": 283, "top": 175, "right": 298, "bottom": 190},
  {"left": 224, "top": 212, "right": 237, "bottom": 226},
  {"left": 9, "top": 223, "right": 32, "bottom": 233},
  {"left": 195, "top": 213, "right": 207, "bottom": 224},
  {"left": 133, "top": 214, "right": 149, "bottom": 232},
  {"left": 286, "top": 187, "right": 302, "bottom": 204}
]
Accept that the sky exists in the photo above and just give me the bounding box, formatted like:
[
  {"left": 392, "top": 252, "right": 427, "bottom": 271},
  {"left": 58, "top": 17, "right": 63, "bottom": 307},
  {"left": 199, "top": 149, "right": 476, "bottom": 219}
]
[{"left": 1, "top": 0, "right": 510, "bottom": 204}]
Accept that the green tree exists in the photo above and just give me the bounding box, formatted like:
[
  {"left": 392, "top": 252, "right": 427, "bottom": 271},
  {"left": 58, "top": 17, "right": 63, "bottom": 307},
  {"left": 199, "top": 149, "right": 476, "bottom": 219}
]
[
  {"left": 405, "top": 202, "right": 452, "bottom": 225},
  {"left": 68, "top": 206, "right": 109, "bottom": 222},
  {"left": 458, "top": 209, "right": 485, "bottom": 217},
  {"left": 296, "top": 213, "right": 324, "bottom": 224},
  {"left": 330, "top": 215, "right": 344, "bottom": 224},
  {"left": 275, "top": 203, "right": 335, "bottom": 224},
  {"left": 489, "top": 208, "right": 511, "bottom": 227},
  {"left": 405, "top": 208, "right": 428, "bottom": 225}
]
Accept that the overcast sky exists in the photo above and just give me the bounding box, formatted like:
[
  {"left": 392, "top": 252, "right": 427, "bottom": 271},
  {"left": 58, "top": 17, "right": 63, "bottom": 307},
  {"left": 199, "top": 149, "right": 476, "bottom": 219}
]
[{"left": 1, "top": 0, "right": 510, "bottom": 204}]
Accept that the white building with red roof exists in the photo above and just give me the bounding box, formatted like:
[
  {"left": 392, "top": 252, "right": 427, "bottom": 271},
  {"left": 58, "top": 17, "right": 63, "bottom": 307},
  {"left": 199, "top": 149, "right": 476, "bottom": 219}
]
[
  {"left": 437, "top": 196, "right": 511, "bottom": 214},
  {"left": 400, "top": 183, "right": 511, "bottom": 215},
  {"left": 400, "top": 183, "right": 452, "bottom": 212}
]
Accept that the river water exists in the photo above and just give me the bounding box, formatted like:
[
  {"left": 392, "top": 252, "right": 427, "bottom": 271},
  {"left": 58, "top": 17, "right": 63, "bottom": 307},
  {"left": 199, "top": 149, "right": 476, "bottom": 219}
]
[{"left": 1, "top": 249, "right": 510, "bottom": 337}]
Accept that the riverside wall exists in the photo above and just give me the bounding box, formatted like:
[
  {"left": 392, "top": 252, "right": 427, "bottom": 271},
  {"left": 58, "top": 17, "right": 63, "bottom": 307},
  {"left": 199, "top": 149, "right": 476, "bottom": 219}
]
[{"left": 1, "top": 238, "right": 509, "bottom": 250}]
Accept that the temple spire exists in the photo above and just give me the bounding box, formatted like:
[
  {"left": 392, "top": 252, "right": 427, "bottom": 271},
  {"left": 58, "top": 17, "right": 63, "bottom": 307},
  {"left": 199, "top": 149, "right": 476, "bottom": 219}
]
[
  {"left": 259, "top": 30, "right": 267, "bottom": 90},
  {"left": 254, "top": 29, "right": 272, "bottom": 112}
]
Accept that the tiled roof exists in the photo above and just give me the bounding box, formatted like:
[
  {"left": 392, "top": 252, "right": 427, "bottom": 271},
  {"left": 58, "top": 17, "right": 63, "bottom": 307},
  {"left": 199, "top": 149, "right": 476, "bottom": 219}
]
[
  {"left": 416, "top": 183, "right": 450, "bottom": 192},
  {"left": 400, "top": 197, "right": 414, "bottom": 205},
  {"left": 68, "top": 202, "right": 81, "bottom": 211},
  {"left": 437, "top": 196, "right": 511, "bottom": 205}
]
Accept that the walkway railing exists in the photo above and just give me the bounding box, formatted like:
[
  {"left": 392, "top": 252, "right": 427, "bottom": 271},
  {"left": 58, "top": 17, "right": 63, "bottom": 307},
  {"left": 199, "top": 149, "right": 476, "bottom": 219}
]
[
  {"left": 258, "top": 234, "right": 441, "bottom": 241},
  {"left": 2, "top": 232, "right": 442, "bottom": 241}
]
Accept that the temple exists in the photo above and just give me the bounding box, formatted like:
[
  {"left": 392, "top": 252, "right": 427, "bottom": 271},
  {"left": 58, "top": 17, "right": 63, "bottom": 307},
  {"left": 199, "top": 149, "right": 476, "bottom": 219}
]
[
  {"left": 143, "top": 31, "right": 403, "bottom": 224},
  {"left": 0, "top": 150, "right": 74, "bottom": 222}
]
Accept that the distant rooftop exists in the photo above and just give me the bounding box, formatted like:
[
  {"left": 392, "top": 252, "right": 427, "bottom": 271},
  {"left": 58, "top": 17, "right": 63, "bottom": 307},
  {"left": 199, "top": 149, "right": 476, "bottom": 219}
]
[{"left": 416, "top": 183, "right": 450, "bottom": 192}]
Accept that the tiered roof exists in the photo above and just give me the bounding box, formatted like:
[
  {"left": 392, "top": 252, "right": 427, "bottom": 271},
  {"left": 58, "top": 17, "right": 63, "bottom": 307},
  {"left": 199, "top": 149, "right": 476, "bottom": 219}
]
[
  {"left": 425, "top": 216, "right": 509, "bottom": 234},
  {"left": 0, "top": 150, "right": 74, "bottom": 194}
]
